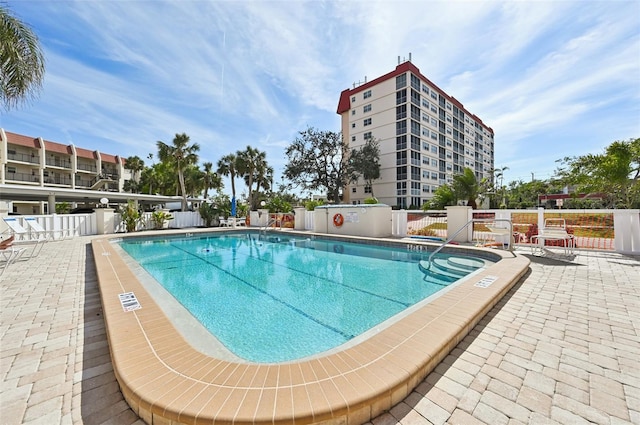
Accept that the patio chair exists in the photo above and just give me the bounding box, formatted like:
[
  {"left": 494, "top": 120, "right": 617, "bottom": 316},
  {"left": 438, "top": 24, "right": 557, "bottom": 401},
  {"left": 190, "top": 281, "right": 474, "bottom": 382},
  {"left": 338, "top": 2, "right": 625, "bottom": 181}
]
[
  {"left": 25, "top": 217, "right": 57, "bottom": 241},
  {"left": 0, "top": 236, "right": 27, "bottom": 276},
  {"left": 2, "top": 217, "right": 47, "bottom": 257}
]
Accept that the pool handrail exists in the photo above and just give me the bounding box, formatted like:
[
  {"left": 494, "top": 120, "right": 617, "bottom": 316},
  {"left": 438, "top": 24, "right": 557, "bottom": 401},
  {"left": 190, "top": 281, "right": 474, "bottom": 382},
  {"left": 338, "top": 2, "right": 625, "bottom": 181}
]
[{"left": 424, "top": 218, "right": 515, "bottom": 270}]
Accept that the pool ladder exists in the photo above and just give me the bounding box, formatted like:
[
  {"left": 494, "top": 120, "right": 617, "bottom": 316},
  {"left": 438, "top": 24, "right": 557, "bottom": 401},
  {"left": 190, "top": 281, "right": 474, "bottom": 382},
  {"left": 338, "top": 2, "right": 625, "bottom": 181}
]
[
  {"left": 259, "top": 217, "right": 277, "bottom": 238},
  {"left": 421, "top": 218, "right": 515, "bottom": 270}
]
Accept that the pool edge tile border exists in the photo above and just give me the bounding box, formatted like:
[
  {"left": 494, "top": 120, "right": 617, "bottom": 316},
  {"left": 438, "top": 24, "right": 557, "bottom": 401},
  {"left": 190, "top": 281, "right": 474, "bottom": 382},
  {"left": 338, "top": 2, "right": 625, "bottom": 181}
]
[{"left": 92, "top": 230, "right": 530, "bottom": 425}]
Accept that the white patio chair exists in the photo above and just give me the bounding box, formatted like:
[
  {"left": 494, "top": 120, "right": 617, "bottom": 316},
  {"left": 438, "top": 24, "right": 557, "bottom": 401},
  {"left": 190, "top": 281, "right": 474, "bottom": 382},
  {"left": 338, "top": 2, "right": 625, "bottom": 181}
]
[
  {"left": 25, "top": 217, "right": 57, "bottom": 241},
  {"left": 2, "top": 217, "right": 47, "bottom": 257},
  {"left": 0, "top": 236, "right": 28, "bottom": 276}
]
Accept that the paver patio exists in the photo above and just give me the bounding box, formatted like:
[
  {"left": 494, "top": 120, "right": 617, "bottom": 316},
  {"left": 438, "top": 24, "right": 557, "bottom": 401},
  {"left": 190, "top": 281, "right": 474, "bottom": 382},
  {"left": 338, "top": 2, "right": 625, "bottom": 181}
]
[{"left": 1, "top": 236, "right": 638, "bottom": 424}]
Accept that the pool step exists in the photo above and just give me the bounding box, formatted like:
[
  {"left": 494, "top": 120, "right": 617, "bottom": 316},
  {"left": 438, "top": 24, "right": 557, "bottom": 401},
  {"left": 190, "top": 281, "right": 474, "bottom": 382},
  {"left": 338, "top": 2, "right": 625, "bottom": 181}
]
[{"left": 418, "top": 255, "right": 486, "bottom": 286}]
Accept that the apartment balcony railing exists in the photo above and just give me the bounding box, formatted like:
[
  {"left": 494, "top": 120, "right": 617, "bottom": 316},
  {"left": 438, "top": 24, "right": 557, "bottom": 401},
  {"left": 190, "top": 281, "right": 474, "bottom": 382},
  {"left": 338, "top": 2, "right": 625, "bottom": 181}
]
[
  {"left": 44, "top": 176, "right": 73, "bottom": 185},
  {"left": 45, "top": 158, "right": 72, "bottom": 169},
  {"left": 7, "top": 152, "right": 39, "bottom": 165},
  {"left": 77, "top": 163, "right": 98, "bottom": 172},
  {"left": 6, "top": 172, "right": 40, "bottom": 183}
]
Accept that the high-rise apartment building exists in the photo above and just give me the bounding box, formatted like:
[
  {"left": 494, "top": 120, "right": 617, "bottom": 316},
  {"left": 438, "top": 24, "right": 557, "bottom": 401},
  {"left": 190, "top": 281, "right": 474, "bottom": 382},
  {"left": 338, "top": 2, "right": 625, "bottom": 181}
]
[{"left": 337, "top": 59, "right": 494, "bottom": 208}]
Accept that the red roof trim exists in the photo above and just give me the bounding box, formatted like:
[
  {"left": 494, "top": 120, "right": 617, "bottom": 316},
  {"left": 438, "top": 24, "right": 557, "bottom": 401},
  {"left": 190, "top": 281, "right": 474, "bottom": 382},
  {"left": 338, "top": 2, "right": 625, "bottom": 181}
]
[{"left": 335, "top": 61, "right": 494, "bottom": 135}]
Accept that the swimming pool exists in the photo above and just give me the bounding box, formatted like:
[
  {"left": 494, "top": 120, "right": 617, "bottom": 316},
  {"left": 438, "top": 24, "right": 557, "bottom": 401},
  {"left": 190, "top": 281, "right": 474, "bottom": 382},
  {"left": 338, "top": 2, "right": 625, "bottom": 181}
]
[
  {"left": 119, "top": 233, "right": 490, "bottom": 362},
  {"left": 93, "top": 229, "right": 530, "bottom": 425}
]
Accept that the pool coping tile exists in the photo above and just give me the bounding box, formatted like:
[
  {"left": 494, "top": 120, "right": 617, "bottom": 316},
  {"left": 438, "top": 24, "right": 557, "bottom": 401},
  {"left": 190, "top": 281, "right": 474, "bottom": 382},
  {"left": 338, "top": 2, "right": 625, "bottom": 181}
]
[{"left": 91, "top": 230, "right": 530, "bottom": 425}]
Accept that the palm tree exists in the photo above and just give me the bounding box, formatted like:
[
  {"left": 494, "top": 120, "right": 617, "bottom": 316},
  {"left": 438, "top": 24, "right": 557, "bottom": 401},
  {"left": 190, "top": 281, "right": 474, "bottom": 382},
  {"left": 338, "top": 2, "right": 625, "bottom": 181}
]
[
  {"left": 237, "top": 146, "right": 267, "bottom": 210},
  {"left": 202, "top": 161, "right": 222, "bottom": 199},
  {"left": 157, "top": 133, "right": 200, "bottom": 211},
  {"left": 123, "top": 155, "right": 145, "bottom": 193},
  {"left": 1, "top": 5, "right": 45, "bottom": 110},
  {"left": 217, "top": 153, "right": 239, "bottom": 213},
  {"left": 453, "top": 167, "right": 481, "bottom": 209}
]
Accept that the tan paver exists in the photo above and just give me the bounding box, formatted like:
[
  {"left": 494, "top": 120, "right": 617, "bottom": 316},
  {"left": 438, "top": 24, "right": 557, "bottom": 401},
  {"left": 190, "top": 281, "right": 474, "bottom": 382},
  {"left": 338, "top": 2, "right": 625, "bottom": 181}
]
[{"left": 1, "top": 237, "right": 639, "bottom": 424}]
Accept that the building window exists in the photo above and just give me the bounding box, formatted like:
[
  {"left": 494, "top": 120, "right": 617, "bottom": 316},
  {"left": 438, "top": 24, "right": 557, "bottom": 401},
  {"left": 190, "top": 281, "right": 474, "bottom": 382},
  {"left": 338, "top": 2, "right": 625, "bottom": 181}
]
[
  {"left": 363, "top": 90, "right": 372, "bottom": 99},
  {"left": 364, "top": 132, "right": 372, "bottom": 140},
  {"left": 396, "top": 151, "right": 407, "bottom": 165},
  {"left": 351, "top": 96, "right": 356, "bottom": 102},
  {"left": 363, "top": 104, "right": 372, "bottom": 113},
  {"left": 411, "top": 104, "right": 420, "bottom": 121},
  {"left": 396, "top": 135, "right": 407, "bottom": 150},
  {"left": 431, "top": 145, "right": 438, "bottom": 154},
  {"left": 396, "top": 74, "right": 406, "bottom": 89},
  {"left": 410, "top": 136, "right": 420, "bottom": 151},
  {"left": 410, "top": 74, "right": 420, "bottom": 90},
  {"left": 410, "top": 150, "right": 420, "bottom": 165},
  {"left": 431, "top": 91, "right": 437, "bottom": 100},
  {"left": 410, "top": 89, "right": 420, "bottom": 106},
  {"left": 364, "top": 185, "right": 372, "bottom": 194},
  {"left": 423, "top": 142, "right": 430, "bottom": 150},
  {"left": 396, "top": 181, "right": 407, "bottom": 194},
  {"left": 411, "top": 167, "right": 420, "bottom": 181},
  {"left": 352, "top": 187, "right": 357, "bottom": 193},
  {"left": 396, "top": 89, "right": 407, "bottom": 105},
  {"left": 431, "top": 172, "right": 438, "bottom": 180},
  {"left": 352, "top": 122, "right": 356, "bottom": 128},
  {"left": 422, "top": 184, "right": 430, "bottom": 193},
  {"left": 351, "top": 110, "right": 356, "bottom": 116},
  {"left": 410, "top": 120, "right": 420, "bottom": 136},
  {"left": 363, "top": 118, "right": 372, "bottom": 126},
  {"left": 396, "top": 167, "right": 407, "bottom": 181},
  {"left": 396, "top": 120, "right": 407, "bottom": 135},
  {"left": 431, "top": 158, "right": 438, "bottom": 167},
  {"left": 422, "top": 99, "right": 430, "bottom": 108},
  {"left": 396, "top": 104, "right": 407, "bottom": 120},
  {"left": 422, "top": 84, "right": 429, "bottom": 94},
  {"left": 351, "top": 136, "right": 356, "bottom": 142},
  {"left": 7, "top": 166, "right": 16, "bottom": 173},
  {"left": 431, "top": 117, "right": 437, "bottom": 126}
]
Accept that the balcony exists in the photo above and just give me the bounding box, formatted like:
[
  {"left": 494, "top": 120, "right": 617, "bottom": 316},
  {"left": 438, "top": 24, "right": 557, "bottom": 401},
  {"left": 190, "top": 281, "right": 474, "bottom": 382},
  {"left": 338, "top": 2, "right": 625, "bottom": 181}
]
[
  {"left": 45, "top": 158, "right": 72, "bottom": 169},
  {"left": 77, "top": 163, "right": 97, "bottom": 173},
  {"left": 7, "top": 152, "right": 39, "bottom": 165},
  {"left": 6, "top": 172, "right": 40, "bottom": 183}
]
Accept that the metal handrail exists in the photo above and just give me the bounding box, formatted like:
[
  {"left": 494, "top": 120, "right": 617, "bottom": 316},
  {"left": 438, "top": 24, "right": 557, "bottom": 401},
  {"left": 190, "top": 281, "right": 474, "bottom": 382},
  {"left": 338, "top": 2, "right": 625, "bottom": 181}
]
[
  {"left": 260, "top": 217, "right": 277, "bottom": 236},
  {"left": 424, "top": 218, "right": 515, "bottom": 269}
]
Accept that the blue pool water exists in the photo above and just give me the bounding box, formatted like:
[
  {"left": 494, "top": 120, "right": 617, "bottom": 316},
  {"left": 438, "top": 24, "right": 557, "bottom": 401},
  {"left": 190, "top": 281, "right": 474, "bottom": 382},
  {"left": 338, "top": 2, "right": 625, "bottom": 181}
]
[{"left": 119, "top": 233, "right": 488, "bottom": 363}]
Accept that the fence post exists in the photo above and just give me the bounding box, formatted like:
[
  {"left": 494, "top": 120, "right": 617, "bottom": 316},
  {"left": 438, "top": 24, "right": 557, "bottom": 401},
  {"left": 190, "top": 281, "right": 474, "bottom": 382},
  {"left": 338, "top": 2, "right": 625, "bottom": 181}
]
[
  {"left": 537, "top": 207, "right": 545, "bottom": 231},
  {"left": 614, "top": 209, "right": 640, "bottom": 254},
  {"left": 392, "top": 210, "right": 408, "bottom": 237}
]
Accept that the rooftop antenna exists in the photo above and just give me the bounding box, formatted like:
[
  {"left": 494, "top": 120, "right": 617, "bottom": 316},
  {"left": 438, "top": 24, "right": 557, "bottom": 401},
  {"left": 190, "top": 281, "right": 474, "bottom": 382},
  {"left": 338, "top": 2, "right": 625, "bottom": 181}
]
[{"left": 398, "top": 53, "right": 413, "bottom": 64}]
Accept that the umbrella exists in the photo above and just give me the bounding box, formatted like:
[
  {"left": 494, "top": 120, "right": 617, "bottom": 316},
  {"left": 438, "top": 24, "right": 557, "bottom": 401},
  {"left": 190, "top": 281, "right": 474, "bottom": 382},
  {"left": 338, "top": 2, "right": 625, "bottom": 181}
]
[{"left": 231, "top": 196, "right": 236, "bottom": 217}]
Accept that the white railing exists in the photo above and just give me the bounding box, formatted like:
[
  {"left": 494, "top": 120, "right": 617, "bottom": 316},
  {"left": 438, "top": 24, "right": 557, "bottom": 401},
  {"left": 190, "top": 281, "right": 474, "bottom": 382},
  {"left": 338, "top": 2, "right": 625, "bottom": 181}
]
[
  {"left": 5, "top": 208, "right": 638, "bottom": 254},
  {"left": 393, "top": 208, "right": 640, "bottom": 255}
]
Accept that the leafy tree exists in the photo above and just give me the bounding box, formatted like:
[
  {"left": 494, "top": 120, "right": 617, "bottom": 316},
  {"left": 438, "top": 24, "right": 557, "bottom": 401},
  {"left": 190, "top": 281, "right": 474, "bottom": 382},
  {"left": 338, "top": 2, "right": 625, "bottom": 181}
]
[
  {"left": 157, "top": 133, "right": 200, "bottom": 211},
  {"left": 0, "top": 5, "right": 45, "bottom": 110},
  {"left": 198, "top": 202, "right": 221, "bottom": 227},
  {"left": 217, "top": 153, "right": 239, "bottom": 213},
  {"left": 264, "top": 194, "right": 292, "bottom": 213},
  {"left": 424, "top": 184, "right": 456, "bottom": 210},
  {"left": 284, "top": 127, "right": 349, "bottom": 203},
  {"left": 555, "top": 138, "right": 640, "bottom": 208},
  {"left": 349, "top": 138, "right": 381, "bottom": 197},
  {"left": 452, "top": 167, "right": 482, "bottom": 209}
]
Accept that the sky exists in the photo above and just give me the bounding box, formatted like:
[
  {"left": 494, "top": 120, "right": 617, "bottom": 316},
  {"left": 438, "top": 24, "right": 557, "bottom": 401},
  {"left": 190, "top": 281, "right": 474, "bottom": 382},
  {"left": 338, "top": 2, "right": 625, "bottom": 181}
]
[{"left": 2, "top": 0, "right": 639, "bottom": 197}]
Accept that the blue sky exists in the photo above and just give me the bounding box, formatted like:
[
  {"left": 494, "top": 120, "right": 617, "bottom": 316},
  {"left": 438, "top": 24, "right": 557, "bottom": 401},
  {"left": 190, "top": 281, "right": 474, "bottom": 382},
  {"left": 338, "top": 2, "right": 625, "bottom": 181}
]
[{"left": 2, "top": 0, "right": 639, "bottom": 196}]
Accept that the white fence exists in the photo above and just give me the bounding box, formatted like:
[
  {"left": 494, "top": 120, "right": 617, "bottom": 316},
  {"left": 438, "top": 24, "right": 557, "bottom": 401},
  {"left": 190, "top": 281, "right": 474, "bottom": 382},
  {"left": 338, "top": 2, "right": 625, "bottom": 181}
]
[
  {"left": 4, "top": 208, "right": 639, "bottom": 254},
  {"left": 2, "top": 213, "right": 97, "bottom": 240}
]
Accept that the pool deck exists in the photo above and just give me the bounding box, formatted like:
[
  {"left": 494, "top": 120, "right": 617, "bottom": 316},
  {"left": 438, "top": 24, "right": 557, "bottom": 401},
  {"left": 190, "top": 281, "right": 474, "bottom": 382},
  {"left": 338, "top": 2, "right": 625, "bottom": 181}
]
[{"left": 1, "top": 234, "right": 639, "bottom": 424}]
